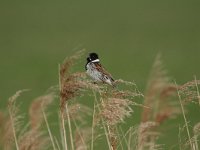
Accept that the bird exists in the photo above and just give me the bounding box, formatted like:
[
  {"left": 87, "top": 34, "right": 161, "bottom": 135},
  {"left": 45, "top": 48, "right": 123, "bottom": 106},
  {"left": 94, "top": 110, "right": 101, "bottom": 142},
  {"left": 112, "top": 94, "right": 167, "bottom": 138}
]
[{"left": 85, "top": 52, "right": 115, "bottom": 86}]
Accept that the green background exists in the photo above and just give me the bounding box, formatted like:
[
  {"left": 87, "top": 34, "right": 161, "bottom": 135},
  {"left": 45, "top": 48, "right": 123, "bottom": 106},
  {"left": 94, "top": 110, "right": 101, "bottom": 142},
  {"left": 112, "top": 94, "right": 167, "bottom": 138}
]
[{"left": 0, "top": 0, "right": 200, "bottom": 149}]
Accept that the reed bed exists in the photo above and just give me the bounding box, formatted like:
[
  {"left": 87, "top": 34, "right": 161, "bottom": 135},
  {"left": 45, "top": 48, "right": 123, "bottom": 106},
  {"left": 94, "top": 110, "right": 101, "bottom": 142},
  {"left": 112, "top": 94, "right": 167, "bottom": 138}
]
[{"left": 0, "top": 51, "right": 199, "bottom": 150}]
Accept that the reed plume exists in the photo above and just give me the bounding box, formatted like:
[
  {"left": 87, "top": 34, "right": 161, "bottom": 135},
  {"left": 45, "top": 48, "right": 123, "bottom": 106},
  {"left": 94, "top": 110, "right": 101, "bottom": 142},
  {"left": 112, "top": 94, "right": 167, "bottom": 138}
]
[
  {"left": 59, "top": 50, "right": 99, "bottom": 113},
  {"left": 176, "top": 77, "right": 200, "bottom": 150},
  {"left": 142, "top": 54, "right": 179, "bottom": 123},
  {"left": 58, "top": 50, "right": 101, "bottom": 150},
  {"left": 178, "top": 78, "right": 200, "bottom": 104},
  {"left": 29, "top": 94, "right": 55, "bottom": 129},
  {"left": 95, "top": 81, "right": 142, "bottom": 150},
  {"left": 17, "top": 93, "right": 55, "bottom": 150},
  {"left": 139, "top": 54, "right": 180, "bottom": 150},
  {"left": 1, "top": 51, "right": 200, "bottom": 150}
]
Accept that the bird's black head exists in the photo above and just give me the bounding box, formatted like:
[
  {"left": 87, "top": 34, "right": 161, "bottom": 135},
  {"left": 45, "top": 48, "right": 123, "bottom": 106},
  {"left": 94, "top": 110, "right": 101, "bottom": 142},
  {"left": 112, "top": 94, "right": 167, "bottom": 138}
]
[
  {"left": 87, "top": 52, "right": 100, "bottom": 62},
  {"left": 86, "top": 57, "right": 91, "bottom": 63}
]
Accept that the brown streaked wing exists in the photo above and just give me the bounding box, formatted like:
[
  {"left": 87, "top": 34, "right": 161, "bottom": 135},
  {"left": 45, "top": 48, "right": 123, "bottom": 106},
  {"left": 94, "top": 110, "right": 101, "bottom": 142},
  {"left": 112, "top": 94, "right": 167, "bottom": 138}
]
[{"left": 94, "top": 63, "right": 114, "bottom": 80}]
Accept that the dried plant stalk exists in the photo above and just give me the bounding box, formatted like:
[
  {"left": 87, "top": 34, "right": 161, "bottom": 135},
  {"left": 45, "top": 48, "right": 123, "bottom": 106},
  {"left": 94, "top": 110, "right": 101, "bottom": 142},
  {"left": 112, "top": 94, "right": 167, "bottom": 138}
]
[
  {"left": 42, "top": 107, "right": 56, "bottom": 150},
  {"left": 193, "top": 122, "right": 200, "bottom": 150}
]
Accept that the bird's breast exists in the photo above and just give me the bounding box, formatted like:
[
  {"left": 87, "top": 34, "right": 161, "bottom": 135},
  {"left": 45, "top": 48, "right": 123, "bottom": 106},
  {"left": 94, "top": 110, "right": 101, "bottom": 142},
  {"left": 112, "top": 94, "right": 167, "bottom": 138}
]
[{"left": 86, "top": 63, "right": 102, "bottom": 81}]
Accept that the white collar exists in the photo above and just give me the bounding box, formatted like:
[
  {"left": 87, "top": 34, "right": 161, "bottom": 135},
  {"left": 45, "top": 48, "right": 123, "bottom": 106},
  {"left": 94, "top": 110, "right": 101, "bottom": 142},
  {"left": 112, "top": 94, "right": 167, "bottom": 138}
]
[{"left": 91, "top": 59, "right": 100, "bottom": 63}]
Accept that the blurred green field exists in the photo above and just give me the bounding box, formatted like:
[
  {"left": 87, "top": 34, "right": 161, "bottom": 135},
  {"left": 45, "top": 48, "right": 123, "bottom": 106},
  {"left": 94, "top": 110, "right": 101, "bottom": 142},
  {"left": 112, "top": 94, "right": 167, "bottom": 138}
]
[{"left": 0, "top": 0, "right": 200, "bottom": 149}]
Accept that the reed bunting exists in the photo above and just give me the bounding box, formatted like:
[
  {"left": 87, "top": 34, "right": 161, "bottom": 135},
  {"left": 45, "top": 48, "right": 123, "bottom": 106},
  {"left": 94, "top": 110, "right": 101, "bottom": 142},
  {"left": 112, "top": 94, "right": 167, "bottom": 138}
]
[{"left": 85, "top": 53, "right": 115, "bottom": 86}]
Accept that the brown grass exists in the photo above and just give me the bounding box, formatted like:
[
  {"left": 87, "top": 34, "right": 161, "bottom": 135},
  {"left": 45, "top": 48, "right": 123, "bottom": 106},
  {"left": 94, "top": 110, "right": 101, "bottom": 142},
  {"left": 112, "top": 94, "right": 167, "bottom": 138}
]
[
  {"left": 0, "top": 51, "right": 200, "bottom": 150},
  {"left": 0, "top": 90, "right": 55, "bottom": 150},
  {"left": 91, "top": 81, "right": 143, "bottom": 150}
]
